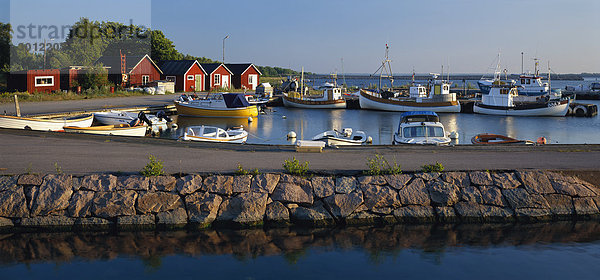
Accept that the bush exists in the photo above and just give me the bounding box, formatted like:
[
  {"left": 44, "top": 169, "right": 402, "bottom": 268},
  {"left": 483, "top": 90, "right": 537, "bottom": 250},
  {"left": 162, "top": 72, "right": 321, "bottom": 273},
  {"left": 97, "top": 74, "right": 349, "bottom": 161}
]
[
  {"left": 421, "top": 162, "right": 445, "bottom": 173},
  {"left": 141, "top": 155, "right": 165, "bottom": 177},
  {"left": 236, "top": 163, "right": 260, "bottom": 176},
  {"left": 283, "top": 157, "right": 309, "bottom": 176},
  {"left": 364, "top": 154, "right": 402, "bottom": 176}
]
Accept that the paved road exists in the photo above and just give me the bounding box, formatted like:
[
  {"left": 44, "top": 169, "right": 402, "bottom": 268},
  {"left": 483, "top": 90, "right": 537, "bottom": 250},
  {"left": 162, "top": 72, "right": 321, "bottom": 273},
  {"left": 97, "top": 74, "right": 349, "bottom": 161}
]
[{"left": 1, "top": 129, "right": 599, "bottom": 176}]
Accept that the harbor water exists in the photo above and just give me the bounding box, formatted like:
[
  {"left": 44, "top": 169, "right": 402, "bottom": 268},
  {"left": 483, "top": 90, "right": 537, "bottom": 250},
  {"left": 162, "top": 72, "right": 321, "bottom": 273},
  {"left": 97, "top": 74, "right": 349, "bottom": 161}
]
[
  {"left": 164, "top": 100, "right": 600, "bottom": 145},
  {"left": 1, "top": 223, "right": 600, "bottom": 279}
]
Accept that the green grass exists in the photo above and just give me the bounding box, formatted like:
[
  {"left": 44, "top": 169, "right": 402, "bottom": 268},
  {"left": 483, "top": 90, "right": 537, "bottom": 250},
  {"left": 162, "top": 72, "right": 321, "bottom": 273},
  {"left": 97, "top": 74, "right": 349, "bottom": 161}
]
[
  {"left": 421, "top": 162, "right": 445, "bottom": 173},
  {"left": 141, "top": 155, "right": 165, "bottom": 177},
  {"left": 0, "top": 88, "right": 151, "bottom": 104},
  {"left": 364, "top": 154, "right": 402, "bottom": 176},
  {"left": 283, "top": 157, "right": 309, "bottom": 176}
]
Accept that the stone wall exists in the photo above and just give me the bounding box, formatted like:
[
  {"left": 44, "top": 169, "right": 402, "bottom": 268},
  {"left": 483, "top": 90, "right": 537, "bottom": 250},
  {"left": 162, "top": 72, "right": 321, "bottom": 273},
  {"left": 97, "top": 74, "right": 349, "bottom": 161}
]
[{"left": 0, "top": 171, "right": 599, "bottom": 231}]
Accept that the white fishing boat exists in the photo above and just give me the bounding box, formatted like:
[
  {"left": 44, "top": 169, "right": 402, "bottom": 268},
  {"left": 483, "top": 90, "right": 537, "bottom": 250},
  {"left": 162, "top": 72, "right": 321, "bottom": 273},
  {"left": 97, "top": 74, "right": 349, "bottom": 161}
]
[
  {"left": 0, "top": 114, "right": 94, "bottom": 131},
  {"left": 182, "top": 125, "right": 248, "bottom": 144},
  {"left": 473, "top": 85, "right": 570, "bottom": 116},
  {"left": 175, "top": 93, "right": 259, "bottom": 118},
  {"left": 63, "top": 124, "right": 148, "bottom": 137},
  {"left": 312, "top": 128, "right": 370, "bottom": 146},
  {"left": 393, "top": 111, "right": 451, "bottom": 145},
  {"left": 94, "top": 110, "right": 170, "bottom": 127}
]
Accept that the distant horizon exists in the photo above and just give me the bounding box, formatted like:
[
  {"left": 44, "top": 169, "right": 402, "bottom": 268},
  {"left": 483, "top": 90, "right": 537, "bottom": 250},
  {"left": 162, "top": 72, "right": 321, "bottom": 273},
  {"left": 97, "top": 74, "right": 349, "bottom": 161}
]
[{"left": 1, "top": 0, "right": 598, "bottom": 74}]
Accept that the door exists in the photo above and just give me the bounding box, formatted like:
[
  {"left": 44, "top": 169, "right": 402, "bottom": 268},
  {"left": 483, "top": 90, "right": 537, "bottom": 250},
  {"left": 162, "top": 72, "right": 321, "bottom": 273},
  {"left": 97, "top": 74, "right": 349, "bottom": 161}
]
[
  {"left": 248, "top": 74, "right": 258, "bottom": 90},
  {"left": 195, "top": 75, "right": 203, "bottom": 91},
  {"left": 222, "top": 75, "right": 229, "bottom": 88}
]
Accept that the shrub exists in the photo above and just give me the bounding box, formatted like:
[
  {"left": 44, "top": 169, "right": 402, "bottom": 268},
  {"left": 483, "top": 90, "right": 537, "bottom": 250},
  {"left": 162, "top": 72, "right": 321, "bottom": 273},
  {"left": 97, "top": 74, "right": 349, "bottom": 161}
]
[
  {"left": 141, "top": 155, "right": 165, "bottom": 177},
  {"left": 364, "top": 154, "right": 402, "bottom": 176},
  {"left": 421, "top": 162, "right": 445, "bottom": 173},
  {"left": 236, "top": 163, "right": 260, "bottom": 176},
  {"left": 283, "top": 157, "right": 309, "bottom": 176}
]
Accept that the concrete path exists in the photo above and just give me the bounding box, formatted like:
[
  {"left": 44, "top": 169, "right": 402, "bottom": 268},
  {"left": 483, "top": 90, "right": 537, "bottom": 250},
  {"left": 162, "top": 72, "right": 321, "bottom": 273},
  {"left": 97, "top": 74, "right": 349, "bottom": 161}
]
[{"left": 1, "top": 129, "right": 599, "bottom": 176}]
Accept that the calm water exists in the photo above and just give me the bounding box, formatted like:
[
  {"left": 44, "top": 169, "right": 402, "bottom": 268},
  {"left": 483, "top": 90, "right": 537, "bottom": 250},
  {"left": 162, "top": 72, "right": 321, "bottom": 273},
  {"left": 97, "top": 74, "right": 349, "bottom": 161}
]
[
  {"left": 1, "top": 223, "right": 600, "bottom": 279},
  {"left": 163, "top": 100, "right": 600, "bottom": 145}
]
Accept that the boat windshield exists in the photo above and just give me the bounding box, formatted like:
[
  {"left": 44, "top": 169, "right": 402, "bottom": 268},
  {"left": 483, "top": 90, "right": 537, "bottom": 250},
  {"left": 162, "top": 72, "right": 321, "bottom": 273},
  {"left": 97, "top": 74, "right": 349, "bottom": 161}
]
[{"left": 403, "top": 126, "right": 445, "bottom": 138}]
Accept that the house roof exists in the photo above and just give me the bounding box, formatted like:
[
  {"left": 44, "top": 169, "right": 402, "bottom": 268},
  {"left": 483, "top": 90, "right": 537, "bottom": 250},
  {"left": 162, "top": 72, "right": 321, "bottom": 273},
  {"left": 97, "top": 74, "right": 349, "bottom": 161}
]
[
  {"left": 225, "top": 63, "right": 262, "bottom": 75},
  {"left": 200, "top": 63, "right": 233, "bottom": 75},
  {"left": 157, "top": 60, "right": 206, "bottom": 76},
  {"left": 96, "top": 54, "right": 163, "bottom": 75}
]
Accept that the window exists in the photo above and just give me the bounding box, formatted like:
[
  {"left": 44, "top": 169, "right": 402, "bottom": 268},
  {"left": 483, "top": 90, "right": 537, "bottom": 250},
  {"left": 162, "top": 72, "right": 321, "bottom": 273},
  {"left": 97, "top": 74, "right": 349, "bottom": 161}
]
[
  {"left": 404, "top": 126, "right": 426, "bottom": 138},
  {"left": 166, "top": 76, "right": 176, "bottom": 82},
  {"left": 248, "top": 75, "right": 254, "bottom": 84},
  {"left": 187, "top": 75, "right": 194, "bottom": 81},
  {"left": 427, "top": 126, "right": 445, "bottom": 137},
  {"left": 142, "top": 75, "right": 150, "bottom": 85},
  {"left": 35, "top": 76, "right": 54, "bottom": 87},
  {"left": 214, "top": 74, "right": 221, "bottom": 85}
]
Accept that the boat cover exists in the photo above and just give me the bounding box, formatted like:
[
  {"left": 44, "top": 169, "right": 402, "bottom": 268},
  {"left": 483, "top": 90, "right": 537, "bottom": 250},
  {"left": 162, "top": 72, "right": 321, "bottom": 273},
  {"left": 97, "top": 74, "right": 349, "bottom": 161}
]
[
  {"left": 223, "top": 93, "right": 252, "bottom": 108},
  {"left": 400, "top": 111, "right": 439, "bottom": 123}
]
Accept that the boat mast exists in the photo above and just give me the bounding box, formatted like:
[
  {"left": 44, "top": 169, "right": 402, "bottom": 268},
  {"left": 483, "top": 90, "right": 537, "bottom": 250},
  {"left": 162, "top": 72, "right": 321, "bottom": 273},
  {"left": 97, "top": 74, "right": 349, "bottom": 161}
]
[
  {"left": 521, "top": 52, "right": 524, "bottom": 74},
  {"left": 341, "top": 57, "right": 347, "bottom": 87},
  {"left": 301, "top": 67, "right": 304, "bottom": 97}
]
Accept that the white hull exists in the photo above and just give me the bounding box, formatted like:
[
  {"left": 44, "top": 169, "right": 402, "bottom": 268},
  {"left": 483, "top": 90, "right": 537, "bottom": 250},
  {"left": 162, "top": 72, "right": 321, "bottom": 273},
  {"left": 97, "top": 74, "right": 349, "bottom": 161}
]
[
  {"left": 0, "top": 115, "right": 94, "bottom": 131},
  {"left": 94, "top": 111, "right": 167, "bottom": 127},
  {"left": 182, "top": 134, "right": 248, "bottom": 144},
  {"left": 64, "top": 125, "right": 148, "bottom": 137},
  {"left": 282, "top": 97, "right": 347, "bottom": 109},
  {"left": 393, "top": 135, "right": 451, "bottom": 145},
  {"left": 320, "top": 137, "right": 364, "bottom": 146},
  {"left": 359, "top": 94, "right": 461, "bottom": 113},
  {"left": 473, "top": 102, "right": 569, "bottom": 116}
]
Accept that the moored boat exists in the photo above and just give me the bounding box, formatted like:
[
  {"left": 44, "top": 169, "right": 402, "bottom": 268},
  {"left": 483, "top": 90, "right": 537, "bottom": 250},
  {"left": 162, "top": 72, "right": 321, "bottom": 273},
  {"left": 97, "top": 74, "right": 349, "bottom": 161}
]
[
  {"left": 283, "top": 86, "right": 347, "bottom": 109},
  {"left": 392, "top": 111, "right": 451, "bottom": 145},
  {"left": 94, "top": 110, "right": 170, "bottom": 127},
  {"left": 63, "top": 124, "right": 148, "bottom": 137},
  {"left": 471, "top": 133, "right": 534, "bottom": 145},
  {"left": 174, "top": 93, "right": 259, "bottom": 118},
  {"left": 181, "top": 125, "right": 248, "bottom": 144},
  {"left": 473, "top": 85, "right": 570, "bottom": 116},
  {"left": 0, "top": 114, "right": 94, "bottom": 131},
  {"left": 312, "top": 128, "right": 370, "bottom": 146}
]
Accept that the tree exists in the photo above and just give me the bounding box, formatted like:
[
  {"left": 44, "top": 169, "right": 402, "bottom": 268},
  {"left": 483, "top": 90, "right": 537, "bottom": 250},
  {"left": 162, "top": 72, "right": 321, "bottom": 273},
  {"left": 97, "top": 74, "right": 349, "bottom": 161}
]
[
  {"left": 0, "top": 22, "right": 10, "bottom": 72},
  {"left": 151, "top": 30, "right": 181, "bottom": 61}
]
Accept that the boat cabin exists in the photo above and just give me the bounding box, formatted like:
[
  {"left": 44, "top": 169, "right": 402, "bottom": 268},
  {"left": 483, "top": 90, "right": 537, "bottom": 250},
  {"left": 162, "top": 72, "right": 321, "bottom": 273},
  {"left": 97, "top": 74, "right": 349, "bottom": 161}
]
[
  {"left": 395, "top": 111, "right": 450, "bottom": 145},
  {"left": 409, "top": 85, "right": 428, "bottom": 98},
  {"left": 323, "top": 87, "right": 343, "bottom": 101},
  {"left": 400, "top": 111, "right": 440, "bottom": 123},
  {"left": 408, "top": 80, "right": 454, "bottom": 102},
  {"left": 483, "top": 86, "right": 519, "bottom": 107}
]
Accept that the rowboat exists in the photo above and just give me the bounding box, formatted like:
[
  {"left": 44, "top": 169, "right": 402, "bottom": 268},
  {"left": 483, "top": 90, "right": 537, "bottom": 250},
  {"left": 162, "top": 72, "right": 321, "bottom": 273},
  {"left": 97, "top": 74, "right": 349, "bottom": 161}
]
[
  {"left": 63, "top": 124, "right": 148, "bottom": 137},
  {"left": 392, "top": 111, "right": 451, "bottom": 145},
  {"left": 174, "top": 93, "right": 259, "bottom": 118},
  {"left": 312, "top": 128, "right": 370, "bottom": 146},
  {"left": 0, "top": 114, "right": 94, "bottom": 131},
  {"left": 181, "top": 125, "right": 248, "bottom": 144},
  {"left": 471, "top": 133, "right": 534, "bottom": 145}
]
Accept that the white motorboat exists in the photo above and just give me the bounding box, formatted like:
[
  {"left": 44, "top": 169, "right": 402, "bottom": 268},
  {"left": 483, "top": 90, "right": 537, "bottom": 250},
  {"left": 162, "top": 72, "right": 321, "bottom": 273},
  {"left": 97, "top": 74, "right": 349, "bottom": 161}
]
[
  {"left": 63, "top": 124, "right": 148, "bottom": 137},
  {"left": 393, "top": 111, "right": 451, "bottom": 145},
  {"left": 312, "top": 128, "right": 370, "bottom": 146},
  {"left": 182, "top": 125, "right": 248, "bottom": 144},
  {"left": 94, "top": 110, "right": 170, "bottom": 127},
  {"left": 473, "top": 85, "right": 570, "bottom": 117},
  {"left": 245, "top": 95, "right": 270, "bottom": 105},
  {"left": 0, "top": 114, "right": 94, "bottom": 131}
]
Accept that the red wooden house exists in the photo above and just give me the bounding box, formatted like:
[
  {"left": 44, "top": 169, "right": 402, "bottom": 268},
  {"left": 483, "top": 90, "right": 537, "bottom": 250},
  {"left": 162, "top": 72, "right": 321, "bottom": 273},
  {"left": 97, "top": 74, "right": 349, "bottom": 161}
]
[
  {"left": 225, "top": 63, "right": 262, "bottom": 90},
  {"left": 200, "top": 63, "right": 233, "bottom": 90},
  {"left": 157, "top": 60, "right": 207, "bottom": 92},
  {"left": 96, "top": 54, "right": 163, "bottom": 87},
  {"left": 8, "top": 69, "right": 61, "bottom": 93}
]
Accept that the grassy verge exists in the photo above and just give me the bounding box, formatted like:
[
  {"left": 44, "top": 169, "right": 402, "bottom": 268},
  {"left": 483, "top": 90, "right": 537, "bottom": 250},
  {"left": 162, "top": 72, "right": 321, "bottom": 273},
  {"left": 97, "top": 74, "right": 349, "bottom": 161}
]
[{"left": 0, "top": 89, "right": 151, "bottom": 104}]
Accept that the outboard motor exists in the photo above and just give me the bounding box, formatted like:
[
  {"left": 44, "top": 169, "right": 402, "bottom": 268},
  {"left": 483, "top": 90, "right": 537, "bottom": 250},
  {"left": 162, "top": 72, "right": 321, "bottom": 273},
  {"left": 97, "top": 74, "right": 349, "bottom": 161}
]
[
  {"left": 156, "top": 110, "right": 172, "bottom": 123},
  {"left": 135, "top": 111, "right": 152, "bottom": 127}
]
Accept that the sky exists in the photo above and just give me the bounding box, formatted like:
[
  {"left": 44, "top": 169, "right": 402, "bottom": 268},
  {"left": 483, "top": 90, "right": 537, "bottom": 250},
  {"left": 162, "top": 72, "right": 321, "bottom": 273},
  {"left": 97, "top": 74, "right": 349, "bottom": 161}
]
[{"left": 1, "top": 0, "right": 599, "bottom": 74}]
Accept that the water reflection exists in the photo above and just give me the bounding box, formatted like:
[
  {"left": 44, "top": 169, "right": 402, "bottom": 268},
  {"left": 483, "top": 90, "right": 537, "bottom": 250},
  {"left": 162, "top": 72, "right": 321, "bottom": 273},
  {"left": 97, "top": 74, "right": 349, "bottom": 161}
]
[{"left": 1, "top": 222, "right": 600, "bottom": 266}]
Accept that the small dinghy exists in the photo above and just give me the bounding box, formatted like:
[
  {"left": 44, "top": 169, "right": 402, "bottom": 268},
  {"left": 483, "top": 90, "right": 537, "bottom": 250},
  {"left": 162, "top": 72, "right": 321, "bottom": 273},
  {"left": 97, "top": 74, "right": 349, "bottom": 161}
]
[
  {"left": 182, "top": 125, "right": 248, "bottom": 144},
  {"left": 63, "top": 124, "right": 148, "bottom": 137},
  {"left": 94, "top": 110, "right": 171, "bottom": 127},
  {"left": 471, "top": 133, "right": 534, "bottom": 145},
  {"left": 312, "top": 128, "right": 370, "bottom": 146}
]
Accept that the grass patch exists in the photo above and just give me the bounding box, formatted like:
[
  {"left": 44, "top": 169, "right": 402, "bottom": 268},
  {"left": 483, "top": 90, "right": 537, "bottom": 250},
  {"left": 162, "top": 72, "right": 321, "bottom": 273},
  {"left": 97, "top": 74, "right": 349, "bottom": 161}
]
[
  {"left": 421, "top": 162, "right": 445, "bottom": 173},
  {"left": 283, "top": 157, "right": 309, "bottom": 176},
  {"left": 141, "top": 155, "right": 165, "bottom": 177},
  {"left": 236, "top": 163, "right": 260, "bottom": 176},
  {"left": 0, "top": 88, "right": 152, "bottom": 104},
  {"left": 364, "top": 154, "right": 402, "bottom": 176}
]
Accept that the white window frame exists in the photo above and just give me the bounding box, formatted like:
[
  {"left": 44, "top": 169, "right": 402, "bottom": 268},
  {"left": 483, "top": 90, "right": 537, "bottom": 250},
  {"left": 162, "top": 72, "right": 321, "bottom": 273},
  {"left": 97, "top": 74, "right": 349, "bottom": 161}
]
[
  {"left": 214, "top": 74, "right": 221, "bottom": 85},
  {"left": 166, "top": 76, "right": 176, "bottom": 82},
  {"left": 35, "top": 76, "right": 54, "bottom": 87},
  {"left": 187, "top": 75, "right": 194, "bottom": 81},
  {"left": 142, "top": 75, "right": 150, "bottom": 85}
]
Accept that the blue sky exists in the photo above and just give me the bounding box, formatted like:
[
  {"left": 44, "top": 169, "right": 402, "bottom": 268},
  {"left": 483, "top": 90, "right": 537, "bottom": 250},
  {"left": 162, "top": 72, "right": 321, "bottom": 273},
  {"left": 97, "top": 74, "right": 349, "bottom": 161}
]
[{"left": 2, "top": 0, "right": 599, "bottom": 74}]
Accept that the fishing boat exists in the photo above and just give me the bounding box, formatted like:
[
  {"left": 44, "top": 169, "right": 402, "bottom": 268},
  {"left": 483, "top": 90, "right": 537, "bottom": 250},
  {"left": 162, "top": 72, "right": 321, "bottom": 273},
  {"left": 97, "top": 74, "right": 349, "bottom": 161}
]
[
  {"left": 174, "top": 93, "right": 259, "bottom": 118},
  {"left": 360, "top": 75, "right": 461, "bottom": 113},
  {"left": 282, "top": 68, "right": 347, "bottom": 109},
  {"left": 94, "top": 110, "right": 170, "bottom": 127},
  {"left": 473, "top": 85, "right": 570, "bottom": 116},
  {"left": 0, "top": 114, "right": 94, "bottom": 131},
  {"left": 471, "top": 133, "right": 534, "bottom": 145},
  {"left": 63, "top": 124, "right": 148, "bottom": 137},
  {"left": 392, "top": 111, "right": 451, "bottom": 145},
  {"left": 181, "top": 125, "right": 248, "bottom": 144},
  {"left": 312, "top": 128, "right": 370, "bottom": 146}
]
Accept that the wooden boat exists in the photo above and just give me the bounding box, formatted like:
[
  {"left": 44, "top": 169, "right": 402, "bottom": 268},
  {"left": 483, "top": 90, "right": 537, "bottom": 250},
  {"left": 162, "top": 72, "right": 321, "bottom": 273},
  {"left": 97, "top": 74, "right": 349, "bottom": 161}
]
[
  {"left": 181, "top": 125, "right": 248, "bottom": 144},
  {"left": 283, "top": 86, "right": 347, "bottom": 109},
  {"left": 0, "top": 114, "right": 94, "bottom": 131},
  {"left": 471, "top": 133, "right": 534, "bottom": 145},
  {"left": 63, "top": 124, "right": 148, "bottom": 137},
  {"left": 174, "top": 93, "right": 259, "bottom": 118},
  {"left": 392, "top": 111, "right": 451, "bottom": 145},
  {"left": 473, "top": 85, "right": 570, "bottom": 116},
  {"left": 312, "top": 128, "right": 369, "bottom": 146}
]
